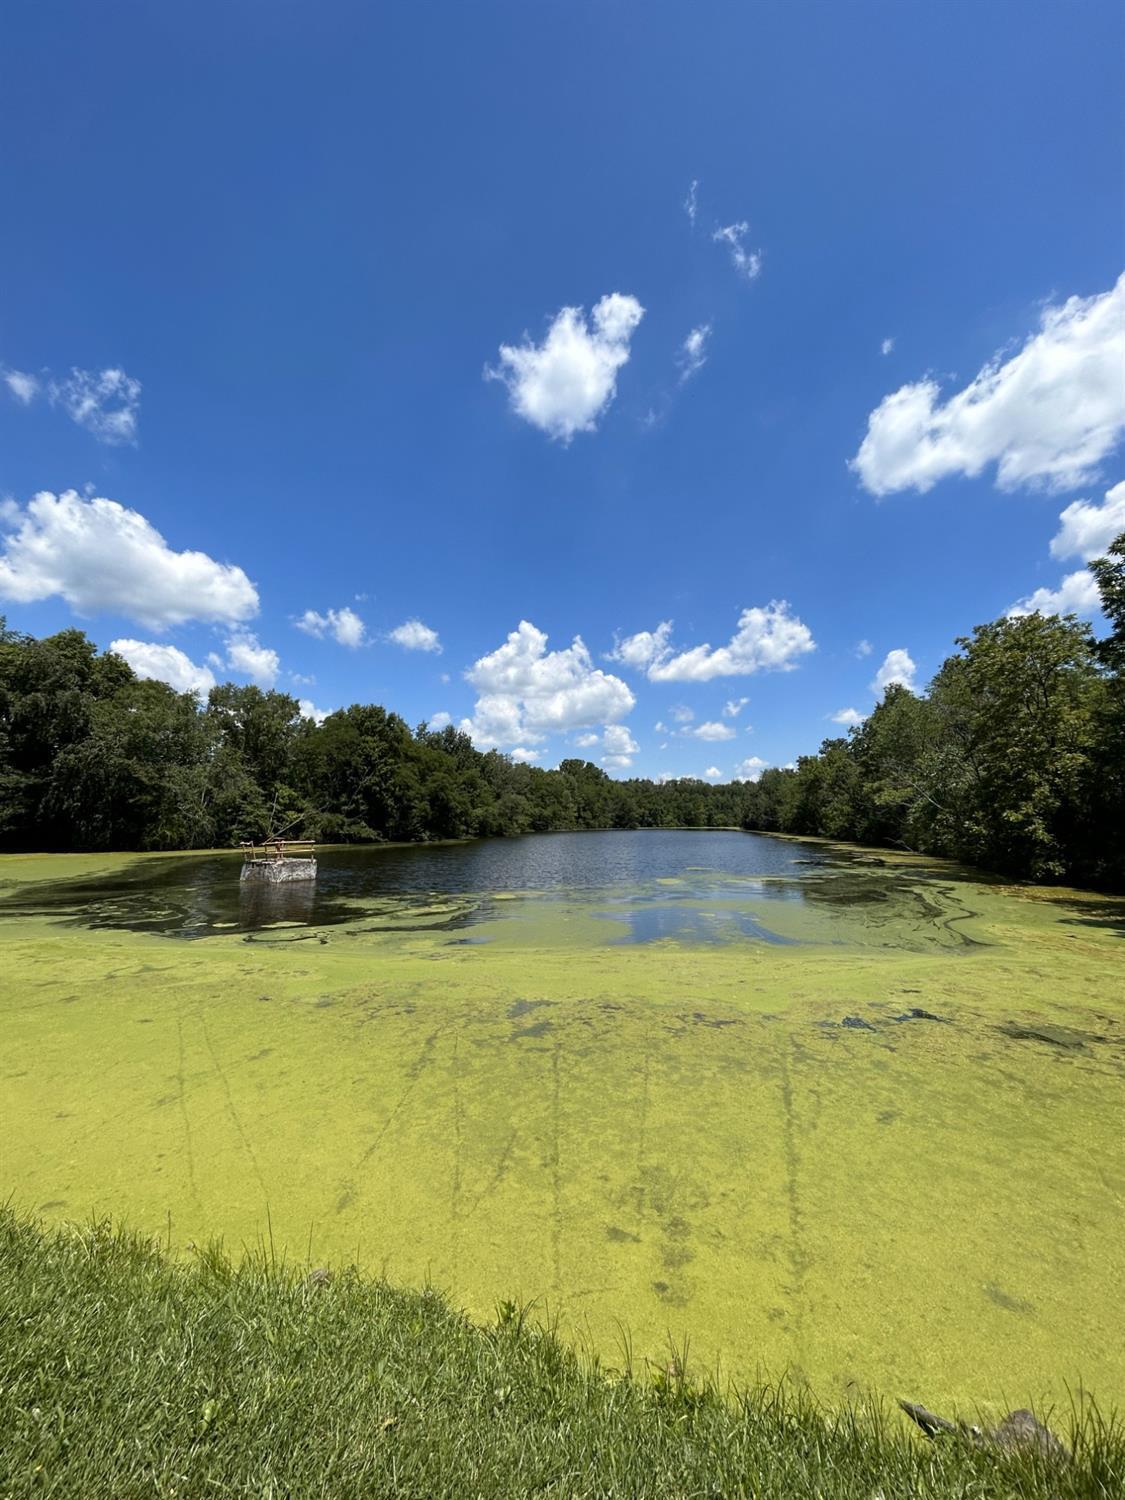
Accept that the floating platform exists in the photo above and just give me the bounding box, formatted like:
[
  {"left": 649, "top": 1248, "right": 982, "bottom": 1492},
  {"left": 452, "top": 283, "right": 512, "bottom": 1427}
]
[{"left": 239, "top": 839, "right": 318, "bottom": 884}]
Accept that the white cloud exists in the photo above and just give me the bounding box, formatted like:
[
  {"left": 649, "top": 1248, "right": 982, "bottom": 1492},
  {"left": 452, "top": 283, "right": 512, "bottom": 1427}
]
[
  {"left": 461, "top": 620, "right": 635, "bottom": 748},
  {"left": 428, "top": 711, "right": 452, "bottom": 730},
  {"left": 851, "top": 275, "right": 1125, "bottom": 496},
  {"left": 1050, "top": 481, "right": 1125, "bottom": 562},
  {"left": 686, "top": 720, "right": 735, "bottom": 742},
  {"left": 678, "top": 324, "right": 711, "bottom": 382},
  {"left": 389, "top": 618, "right": 442, "bottom": 653},
  {"left": 110, "top": 639, "right": 216, "bottom": 699},
  {"left": 298, "top": 699, "right": 330, "bottom": 726},
  {"left": 296, "top": 606, "right": 367, "bottom": 648},
  {"left": 870, "top": 648, "right": 917, "bottom": 695},
  {"left": 670, "top": 703, "right": 695, "bottom": 724},
  {"left": 881, "top": 338, "right": 895, "bottom": 357},
  {"left": 3, "top": 369, "right": 40, "bottom": 404},
  {"left": 487, "top": 293, "right": 644, "bottom": 442},
  {"left": 574, "top": 731, "right": 600, "bottom": 748},
  {"left": 49, "top": 366, "right": 141, "bottom": 445},
  {"left": 225, "top": 632, "right": 280, "bottom": 688},
  {"left": 712, "top": 222, "right": 762, "bottom": 281},
  {"left": 639, "top": 602, "right": 815, "bottom": 683},
  {"left": 684, "top": 179, "right": 698, "bottom": 225},
  {"left": 722, "top": 696, "right": 749, "bottom": 718},
  {"left": 608, "top": 620, "right": 674, "bottom": 673},
  {"left": 733, "top": 756, "right": 769, "bottom": 783},
  {"left": 830, "top": 707, "right": 865, "bottom": 727},
  {"left": 855, "top": 639, "right": 873, "bottom": 658},
  {"left": 0, "top": 490, "right": 258, "bottom": 629},
  {"left": 510, "top": 747, "right": 540, "bottom": 764},
  {"left": 600, "top": 723, "right": 639, "bottom": 769},
  {"left": 1008, "top": 569, "right": 1102, "bottom": 619},
  {"left": 704, "top": 766, "right": 723, "bottom": 780}
]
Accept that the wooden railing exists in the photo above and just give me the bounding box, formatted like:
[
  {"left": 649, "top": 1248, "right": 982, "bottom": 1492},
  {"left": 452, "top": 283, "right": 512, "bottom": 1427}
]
[{"left": 239, "top": 839, "right": 317, "bottom": 862}]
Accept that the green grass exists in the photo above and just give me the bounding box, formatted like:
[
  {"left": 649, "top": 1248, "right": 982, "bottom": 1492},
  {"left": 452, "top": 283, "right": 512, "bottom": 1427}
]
[{"left": 0, "top": 1209, "right": 1120, "bottom": 1499}]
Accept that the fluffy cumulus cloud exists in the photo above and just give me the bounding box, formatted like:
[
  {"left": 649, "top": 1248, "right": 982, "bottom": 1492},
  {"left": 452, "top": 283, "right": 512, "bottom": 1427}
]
[
  {"left": 703, "top": 766, "right": 723, "bottom": 780},
  {"left": 1050, "top": 481, "right": 1125, "bottom": 562},
  {"left": 225, "top": 631, "right": 280, "bottom": 688},
  {"left": 608, "top": 621, "right": 673, "bottom": 673},
  {"left": 712, "top": 222, "right": 762, "bottom": 281},
  {"left": 510, "top": 747, "right": 540, "bottom": 764},
  {"left": 3, "top": 369, "right": 40, "bottom": 403},
  {"left": 855, "top": 639, "right": 873, "bottom": 658},
  {"left": 487, "top": 293, "right": 644, "bottom": 442},
  {"left": 733, "top": 756, "right": 769, "bottom": 783},
  {"left": 296, "top": 606, "right": 367, "bottom": 648},
  {"left": 1008, "top": 569, "right": 1102, "bottom": 620},
  {"left": 678, "top": 324, "right": 711, "bottom": 382},
  {"left": 617, "top": 602, "right": 815, "bottom": 683},
  {"left": 298, "top": 699, "right": 330, "bottom": 726},
  {"left": 599, "top": 723, "right": 639, "bottom": 769},
  {"left": 685, "top": 720, "right": 735, "bottom": 741},
  {"left": 389, "top": 618, "right": 442, "bottom": 653},
  {"left": 0, "top": 490, "right": 259, "bottom": 629},
  {"left": 428, "top": 711, "right": 452, "bottom": 730},
  {"left": 881, "top": 338, "right": 895, "bottom": 357},
  {"left": 110, "top": 639, "right": 216, "bottom": 699},
  {"left": 830, "top": 706, "right": 865, "bottom": 727},
  {"left": 870, "top": 648, "right": 917, "bottom": 695},
  {"left": 461, "top": 620, "right": 635, "bottom": 749},
  {"left": 851, "top": 275, "right": 1125, "bottom": 496},
  {"left": 722, "top": 696, "right": 749, "bottom": 718}
]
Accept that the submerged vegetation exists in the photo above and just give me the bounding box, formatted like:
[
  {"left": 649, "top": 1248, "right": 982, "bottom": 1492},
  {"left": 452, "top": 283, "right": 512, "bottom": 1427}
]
[
  {"left": 1, "top": 535, "right": 1122, "bottom": 886},
  {"left": 2, "top": 1207, "right": 1120, "bottom": 1499}
]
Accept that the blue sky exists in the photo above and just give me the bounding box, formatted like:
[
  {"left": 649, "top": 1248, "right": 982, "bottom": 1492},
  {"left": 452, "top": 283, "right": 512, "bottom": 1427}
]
[{"left": 2, "top": 0, "right": 1123, "bottom": 782}]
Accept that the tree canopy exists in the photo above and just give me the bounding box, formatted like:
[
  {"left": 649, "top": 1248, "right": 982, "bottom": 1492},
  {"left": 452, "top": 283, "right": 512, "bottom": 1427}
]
[{"left": 1, "top": 538, "right": 1121, "bottom": 887}]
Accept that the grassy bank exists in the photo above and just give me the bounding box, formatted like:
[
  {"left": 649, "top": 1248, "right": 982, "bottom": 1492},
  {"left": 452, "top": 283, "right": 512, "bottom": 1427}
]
[{"left": 0, "top": 1210, "right": 1120, "bottom": 1499}]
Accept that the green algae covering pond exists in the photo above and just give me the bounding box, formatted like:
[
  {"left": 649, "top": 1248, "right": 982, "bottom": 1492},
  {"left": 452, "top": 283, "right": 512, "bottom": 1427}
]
[{"left": 2, "top": 830, "right": 1123, "bottom": 1416}]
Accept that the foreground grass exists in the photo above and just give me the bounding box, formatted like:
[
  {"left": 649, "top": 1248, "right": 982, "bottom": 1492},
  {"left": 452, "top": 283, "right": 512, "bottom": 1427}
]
[{"left": 0, "top": 1210, "right": 1120, "bottom": 1499}]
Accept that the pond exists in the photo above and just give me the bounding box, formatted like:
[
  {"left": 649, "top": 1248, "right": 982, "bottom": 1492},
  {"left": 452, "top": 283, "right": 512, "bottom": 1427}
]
[
  {"left": 0, "top": 828, "right": 996, "bottom": 952},
  {"left": 2, "top": 831, "right": 1123, "bottom": 1414}
]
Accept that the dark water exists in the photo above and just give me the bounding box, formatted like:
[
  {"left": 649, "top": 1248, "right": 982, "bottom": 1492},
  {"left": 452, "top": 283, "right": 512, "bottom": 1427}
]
[{"left": 0, "top": 830, "right": 835, "bottom": 941}]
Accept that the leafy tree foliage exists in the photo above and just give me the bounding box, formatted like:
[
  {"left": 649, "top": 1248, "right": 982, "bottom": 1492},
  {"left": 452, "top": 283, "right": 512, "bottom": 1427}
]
[
  {"left": 1, "top": 535, "right": 1121, "bottom": 886},
  {"left": 740, "top": 538, "right": 1125, "bottom": 887},
  {"left": 0, "top": 625, "right": 753, "bottom": 853}
]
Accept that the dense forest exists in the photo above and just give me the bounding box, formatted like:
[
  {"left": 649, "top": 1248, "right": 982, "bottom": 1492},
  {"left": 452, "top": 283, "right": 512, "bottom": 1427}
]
[{"left": 1, "top": 535, "right": 1121, "bottom": 887}]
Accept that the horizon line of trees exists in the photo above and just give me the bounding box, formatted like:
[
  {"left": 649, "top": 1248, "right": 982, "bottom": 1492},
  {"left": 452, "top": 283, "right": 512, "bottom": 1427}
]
[
  {"left": 1, "top": 533, "right": 1121, "bottom": 888},
  {"left": 743, "top": 534, "right": 1124, "bottom": 888}
]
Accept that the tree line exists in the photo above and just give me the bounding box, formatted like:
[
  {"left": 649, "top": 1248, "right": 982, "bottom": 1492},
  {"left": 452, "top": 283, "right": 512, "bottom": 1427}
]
[
  {"left": 0, "top": 533, "right": 1121, "bottom": 886},
  {"left": 744, "top": 535, "right": 1125, "bottom": 888}
]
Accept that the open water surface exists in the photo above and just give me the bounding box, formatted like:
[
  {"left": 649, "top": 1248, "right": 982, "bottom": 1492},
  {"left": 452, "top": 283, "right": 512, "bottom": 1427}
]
[{"left": 0, "top": 829, "right": 989, "bottom": 949}]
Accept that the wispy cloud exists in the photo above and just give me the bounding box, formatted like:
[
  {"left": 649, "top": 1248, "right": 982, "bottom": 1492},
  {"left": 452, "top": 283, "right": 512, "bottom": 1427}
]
[
  {"left": 712, "top": 222, "right": 762, "bottom": 281},
  {"left": 677, "top": 323, "right": 712, "bottom": 382}
]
